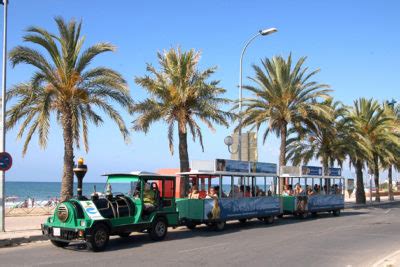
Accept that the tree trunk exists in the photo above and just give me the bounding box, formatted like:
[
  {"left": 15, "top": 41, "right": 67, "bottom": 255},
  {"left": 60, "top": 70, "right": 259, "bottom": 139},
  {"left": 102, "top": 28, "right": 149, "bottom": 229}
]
[
  {"left": 279, "top": 123, "right": 287, "bottom": 193},
  {"left": 373, "top": 155, "right": 380, "bottom": 202},
  {"left": 388, "top": 165, "right": 394, "bottom": 201},
  {"left": 178, "top": 125, "right": 190, "bottom": 197},
  {"left": 60, "top": 109, "right": 74, "bottom": 201},
  {"left": 355, "top": 160, "right": 366, "bottom": 204},
  {"left": 322, "top": 158, "right": 330, "bottom": 189}
]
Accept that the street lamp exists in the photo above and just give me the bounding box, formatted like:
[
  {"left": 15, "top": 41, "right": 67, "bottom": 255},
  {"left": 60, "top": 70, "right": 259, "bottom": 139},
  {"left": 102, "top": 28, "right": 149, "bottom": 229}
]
[
  {"left": 229, "top": 27, "right": 277, "bottom": 160},
  {"left": 386, "top": 99, "right": 397, "bottom": 108},
  {"left": 0, "top": 0, "right": 8, "bottom": 232},
  {"left": 224, "top": 135, "right": 237, "bottom": 154}
]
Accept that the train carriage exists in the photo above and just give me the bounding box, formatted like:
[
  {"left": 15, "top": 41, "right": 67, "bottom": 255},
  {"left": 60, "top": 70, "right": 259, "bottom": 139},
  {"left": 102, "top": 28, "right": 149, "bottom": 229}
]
[
  {"left": 176, "top": 159, "right": 282, "bottom": 230},
  {"left": 279, "top": 165, "right": 345, "bottom": 218}
]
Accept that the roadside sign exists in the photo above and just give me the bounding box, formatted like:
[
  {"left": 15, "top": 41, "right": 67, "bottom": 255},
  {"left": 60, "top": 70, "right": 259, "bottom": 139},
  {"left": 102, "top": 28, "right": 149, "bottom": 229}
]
[{"left": 0, "top": 152, "right": 12, "bottom": 171}]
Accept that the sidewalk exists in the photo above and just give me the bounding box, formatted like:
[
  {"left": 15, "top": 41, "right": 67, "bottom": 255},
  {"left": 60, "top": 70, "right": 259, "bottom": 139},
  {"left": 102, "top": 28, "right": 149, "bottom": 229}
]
[
  {"left": 345, "top": 195, "right": 400, "bottom": 209},
  {"left": 1, "top": 197, "right": 400, "bottom": 248},
  {"left": 0, "top": 216, "right": 48, "bottom": 247}
]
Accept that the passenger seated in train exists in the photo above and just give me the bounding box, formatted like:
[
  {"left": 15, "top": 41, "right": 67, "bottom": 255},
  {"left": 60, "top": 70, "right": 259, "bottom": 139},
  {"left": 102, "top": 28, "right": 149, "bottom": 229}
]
[
  {"left": 214, "top": 185, "right": 227, "bottom": 197},
  {"left": 306, "top": 185, "right": 314, "bottom": 196},
  {"left": 332, "top": 184, "right": 341, "bottom": 194},
  {"left": 206, "top": 186, "right": 219, "bottom": 199},
  {"left": 238, "top": 185, "right": 245, "bottom": 197},
  {"left": 282, "top": 184, "right": 293, "bottom": 196},
  {"left": 313, "top": 184, "right": 320, "bottom": 194},
  {"left": 188, "top": 184, "right": 200, "bottom": 199},
  {"left": 255, "top": 186, "right": 265, "bottom": 196},
  {"left": 143, "top": 183, "right": 156, "bottom": 210},
  {"left": 245, "top": 186, "right": 252, "bottom": 197},
  {"left": 294, "top": 183, "right": 304, "bottom": 195}
]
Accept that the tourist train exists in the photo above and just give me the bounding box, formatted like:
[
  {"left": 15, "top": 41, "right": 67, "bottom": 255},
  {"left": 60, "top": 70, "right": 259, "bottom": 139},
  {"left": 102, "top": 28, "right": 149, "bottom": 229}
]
[{"left": 41, "top": 158, "right": 344, "bottom": 252}]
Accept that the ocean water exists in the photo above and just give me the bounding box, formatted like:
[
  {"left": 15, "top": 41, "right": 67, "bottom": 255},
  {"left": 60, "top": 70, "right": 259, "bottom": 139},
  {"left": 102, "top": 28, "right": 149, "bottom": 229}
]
[
  {"left": 5, "top": 181, "right": 107, "bottom": 201},
  {"left": 5, "top": 181, "right": 271, "bottom": 202}
]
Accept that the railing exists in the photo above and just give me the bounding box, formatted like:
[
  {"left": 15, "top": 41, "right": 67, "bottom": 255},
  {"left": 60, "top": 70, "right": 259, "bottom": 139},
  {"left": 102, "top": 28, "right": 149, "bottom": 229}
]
[{"left": 5, "top": 198, "right": 58, "bottom": 217}]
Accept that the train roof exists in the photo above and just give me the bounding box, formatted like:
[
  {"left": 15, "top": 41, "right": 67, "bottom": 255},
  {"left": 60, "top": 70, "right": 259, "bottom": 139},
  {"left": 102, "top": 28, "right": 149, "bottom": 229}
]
[
  {"left": 103, "top": 171, "right": 175, "bottom": 179},
  {"left": 178, "top": 170, "right": 277, "bottom": 177}
]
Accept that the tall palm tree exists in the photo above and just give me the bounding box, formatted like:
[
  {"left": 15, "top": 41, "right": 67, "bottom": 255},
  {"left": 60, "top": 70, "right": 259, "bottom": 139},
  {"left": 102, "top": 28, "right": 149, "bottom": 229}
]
[
  {"left": 380, "top": 102, "right": 400, "bottom": 201},
  {"left": 348, "top": 98, "right": 400, "bottom": 202},
  {"left": 7, "top": 17, "right": 133, "bottom": 201},
  {"left": 286, "top": 99, "right": 347, "bottom": 174},
  {"left": 240, "top": 54, "right": 332, "bottom": 170},
  {"left": 133, "top": 47, "right": 232, "bottom": 173}
]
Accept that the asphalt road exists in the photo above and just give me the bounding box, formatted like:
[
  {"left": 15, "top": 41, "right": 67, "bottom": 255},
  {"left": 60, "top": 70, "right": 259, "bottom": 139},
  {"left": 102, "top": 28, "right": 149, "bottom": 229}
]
[{"left": 1, "top": 206, "right": 399, "bottom": 267}]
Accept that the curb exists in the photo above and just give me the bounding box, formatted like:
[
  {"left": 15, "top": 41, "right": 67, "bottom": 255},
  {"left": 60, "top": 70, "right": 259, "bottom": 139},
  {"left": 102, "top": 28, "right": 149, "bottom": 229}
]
[
  {"left": 0, "top": 233, "right": 47, "bottom": 248},
  {"left": 345, "top": 200, "right": 400, "bottom": 209}
]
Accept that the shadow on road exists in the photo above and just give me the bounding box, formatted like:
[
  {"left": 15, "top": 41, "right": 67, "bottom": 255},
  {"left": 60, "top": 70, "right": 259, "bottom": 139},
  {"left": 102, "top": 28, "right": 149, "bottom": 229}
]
[{"left": 63, "top": 209, "right": 367, "bottom": 253}]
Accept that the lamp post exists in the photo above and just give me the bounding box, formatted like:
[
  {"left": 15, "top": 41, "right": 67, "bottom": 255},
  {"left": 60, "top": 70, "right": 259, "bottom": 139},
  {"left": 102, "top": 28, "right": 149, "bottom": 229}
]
[
  {"left": 0, "top": 0, "right": 8, "bottom": 232},
  {"left": 228, "top": 28, "right": 277, "bottom": 160}
]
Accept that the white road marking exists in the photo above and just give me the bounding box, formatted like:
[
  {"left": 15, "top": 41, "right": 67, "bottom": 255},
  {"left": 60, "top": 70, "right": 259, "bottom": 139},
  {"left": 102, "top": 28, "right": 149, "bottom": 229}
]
[
  {"left": 179, "top": 242, "right": 229, "bottom": 253},
  {"left": 384, "top": 209, "right": 391, "bottom": 214},
  {"left": 372, "top": 249, "right": 400, "bottom": 267}
]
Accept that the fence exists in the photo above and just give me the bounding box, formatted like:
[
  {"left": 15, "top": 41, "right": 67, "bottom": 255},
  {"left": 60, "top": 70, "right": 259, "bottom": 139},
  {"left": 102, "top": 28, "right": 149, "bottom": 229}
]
[{"left": 5, "top": 198, "right": 58, "bottom": 217}]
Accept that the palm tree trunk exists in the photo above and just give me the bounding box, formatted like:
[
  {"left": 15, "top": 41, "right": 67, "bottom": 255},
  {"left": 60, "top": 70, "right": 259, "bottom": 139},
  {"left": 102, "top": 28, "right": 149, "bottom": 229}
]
[
  {"left": 279, "top": 123, "right": 287, "bottom": 193},
  {"left": 373, "top": 155, "right": 380, "bottom": 202},
  {"left": 388, "top": 165, "right": 394, "bottom": 201},
  {"left": 60, "top": 109, "right": 74, "bottom": 202},
  {"left": 355, "top": 160, "right": 366, "bottom": 204},
  {"left": 322, "top": 158, "right": 330, "bottom": 189},
  {"left": 178, "top": 125, "right": 190, "bottom": 197}
]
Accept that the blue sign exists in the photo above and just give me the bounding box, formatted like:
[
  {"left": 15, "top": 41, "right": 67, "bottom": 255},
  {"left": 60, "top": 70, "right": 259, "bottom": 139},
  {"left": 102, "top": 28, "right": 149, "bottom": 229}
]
[
  {"left": 85, "top": 207, "right": 97, "bottom": 214},
  {"left": 0, "top": 152, "right": 12, "bottom": 171},
  {"left": 250, "top": 162, "right": 277, "bottom": 174},
  {"left": 215, "top": 159, "right": 249, "bottom": 172},
  {"left": 328, "top": 168, "right": 342, "bottom": 177},
  {"left": 301, "top": 166, "right": 322, "bottom": 176}
]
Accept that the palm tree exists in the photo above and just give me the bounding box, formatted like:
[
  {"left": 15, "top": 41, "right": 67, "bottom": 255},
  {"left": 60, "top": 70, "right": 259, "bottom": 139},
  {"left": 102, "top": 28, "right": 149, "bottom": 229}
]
[
  {"left": 133, "top": 47, "right": 232, "bottom": 173},
  {"left": 348, "top": 98, "right": 400, "bottom": 202},
  {"left": 286, "top": 99, "right": 347, "bottom": 174},
  {"left": 381, "top": 102, "right": 400, "bottom": 201},
  {"left": 7, "top": 17, "right": 133, "bottom": 201},
  {"left": 240, "top": 54, "right": 332, "bottom": 170}
]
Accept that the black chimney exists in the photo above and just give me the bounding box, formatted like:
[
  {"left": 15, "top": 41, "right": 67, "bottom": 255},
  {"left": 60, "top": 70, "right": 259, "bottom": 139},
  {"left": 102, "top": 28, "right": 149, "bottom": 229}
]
[{"left": 73, "top": 158, "right": 87, "bottom": 200}]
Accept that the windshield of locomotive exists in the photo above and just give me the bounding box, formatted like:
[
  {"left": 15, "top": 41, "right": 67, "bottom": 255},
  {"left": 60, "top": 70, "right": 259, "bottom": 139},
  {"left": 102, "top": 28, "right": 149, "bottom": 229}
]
[{"left": 104, "top": 177, "right": 140, "bottom": 197}]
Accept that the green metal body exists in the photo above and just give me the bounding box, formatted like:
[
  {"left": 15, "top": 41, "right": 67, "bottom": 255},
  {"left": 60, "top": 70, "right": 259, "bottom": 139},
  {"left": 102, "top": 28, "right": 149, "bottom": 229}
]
[
  {"left": 42, "top": 173, "right": 178, "bottom": 243},
  {"left": 176, "top": 199, "right": 205, "bottom": 221},
  {"left": 282, "top": 196, "right": 296, "bottom": 213}
]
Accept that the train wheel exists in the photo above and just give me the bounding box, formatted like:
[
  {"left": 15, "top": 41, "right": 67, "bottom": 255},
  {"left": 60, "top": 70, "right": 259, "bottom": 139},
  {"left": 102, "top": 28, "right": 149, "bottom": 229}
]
[
  {"left": 186, "top": 222, "right": 197, "bottom": 230},
  {"left": 264, "top": 216, "right": 274, "bottom": 224},
  {"left": 87, "top": 224, "right": 110, "bottom": 252},
  {"left": 149, "top": 217, "right": 168, "bottom": 241},
  {"left": 333, "top": 210, "right": 341, "bottom": 217},
  {"left": 299, "top": 212, "right": 308, "bottom": 219},
  {"left": 215, "top": 221, "right": 226, "bottom": 231},
  {"left": 239, "top": 218, "right": 247, "bottom": 224}
]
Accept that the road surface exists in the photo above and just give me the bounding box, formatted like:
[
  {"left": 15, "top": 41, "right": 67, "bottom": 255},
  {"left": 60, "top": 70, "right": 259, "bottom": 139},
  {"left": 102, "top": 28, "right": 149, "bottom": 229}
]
[{"left": 1, "top": 206, "right": 399, "bottom": 267}]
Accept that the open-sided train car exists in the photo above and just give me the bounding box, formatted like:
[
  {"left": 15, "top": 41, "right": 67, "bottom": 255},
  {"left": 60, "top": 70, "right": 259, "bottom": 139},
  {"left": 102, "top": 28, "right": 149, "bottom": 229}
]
[
  {"left": 176, "top": 159, "right": 282, "bottom": 230},
  {"left": 279, "top": 166, "right": 345, "bottom": 218}
]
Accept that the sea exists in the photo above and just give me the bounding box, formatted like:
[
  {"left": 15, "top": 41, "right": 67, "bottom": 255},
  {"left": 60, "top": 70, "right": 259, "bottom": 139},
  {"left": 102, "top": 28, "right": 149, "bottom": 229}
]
[
  {"left": 5, "top": 181, "right": 253, "bottom": 202},
  {"left": 5, "top": 181, "right": 108, "bottom": 202}
]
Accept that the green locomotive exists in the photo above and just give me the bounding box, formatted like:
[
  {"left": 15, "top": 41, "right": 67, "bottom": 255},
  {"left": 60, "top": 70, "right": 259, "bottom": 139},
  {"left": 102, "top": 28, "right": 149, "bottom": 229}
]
[{"left": 42, "top": 162, "right": 178, "bottom": 252}]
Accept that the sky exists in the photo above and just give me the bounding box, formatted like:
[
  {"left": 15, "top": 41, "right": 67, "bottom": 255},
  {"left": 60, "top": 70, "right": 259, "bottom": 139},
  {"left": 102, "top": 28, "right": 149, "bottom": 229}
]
[{"left": 1, "top": 0, "right": 399, "bottom": 182}]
